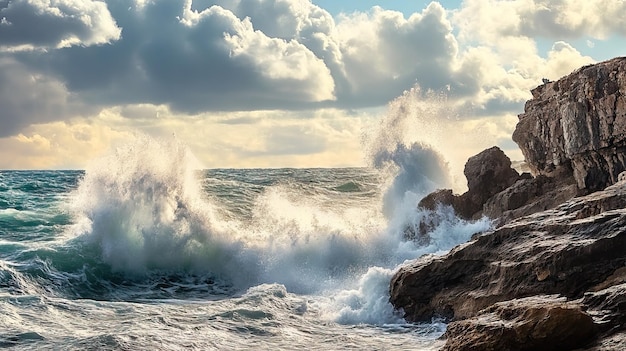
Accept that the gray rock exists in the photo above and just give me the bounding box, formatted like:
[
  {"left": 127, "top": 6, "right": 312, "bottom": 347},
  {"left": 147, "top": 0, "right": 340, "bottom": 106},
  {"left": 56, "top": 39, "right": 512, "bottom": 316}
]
[{"left": 513, "top": 57, "right": 626, "bottom": 191}]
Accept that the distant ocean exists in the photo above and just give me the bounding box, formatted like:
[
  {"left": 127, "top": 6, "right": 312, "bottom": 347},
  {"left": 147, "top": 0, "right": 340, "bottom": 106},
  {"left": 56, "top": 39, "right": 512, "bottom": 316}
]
[{"left": 0, "top": 136, "right": 491, "bottom": 350}]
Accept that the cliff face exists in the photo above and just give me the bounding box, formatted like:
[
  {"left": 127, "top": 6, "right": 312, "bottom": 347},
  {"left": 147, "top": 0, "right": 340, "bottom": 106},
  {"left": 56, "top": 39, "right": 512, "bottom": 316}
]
[
  {"left": 391, "top": 58, "right": 626, "bottom": 350},
  {"left": 513, "top": 57, "right": 626, "bottom": 191}
]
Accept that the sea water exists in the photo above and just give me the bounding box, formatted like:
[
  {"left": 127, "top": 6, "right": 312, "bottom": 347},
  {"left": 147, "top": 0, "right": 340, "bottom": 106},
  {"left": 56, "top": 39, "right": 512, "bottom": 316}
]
[
  {"left": 0, "top": 138, "right": 491, "bottom": 350},
  {"left": 0, "top": 90, "right": 492, "bottom": 350}
]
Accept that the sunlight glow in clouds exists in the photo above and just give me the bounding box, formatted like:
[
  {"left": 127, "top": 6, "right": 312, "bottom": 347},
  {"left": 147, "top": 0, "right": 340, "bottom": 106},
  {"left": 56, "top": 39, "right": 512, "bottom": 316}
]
[{"left": 0, "top": 0, "right": 624, "bottom": 170}]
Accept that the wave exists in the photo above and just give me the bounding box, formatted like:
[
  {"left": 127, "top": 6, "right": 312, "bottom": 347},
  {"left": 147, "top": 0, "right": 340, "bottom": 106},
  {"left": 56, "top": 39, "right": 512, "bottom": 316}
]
[{"left": 50, "top": 86, "right": 491, "bottom": 326}]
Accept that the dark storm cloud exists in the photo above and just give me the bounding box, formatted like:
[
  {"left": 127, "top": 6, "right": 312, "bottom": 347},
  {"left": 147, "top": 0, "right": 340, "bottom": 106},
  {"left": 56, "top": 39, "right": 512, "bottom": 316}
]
[
  {"left": 0, "top": 59, "right": 68, "bottom": 137},
  {"left": 0, "top": 0, "right": 120, "bottom": 50}
]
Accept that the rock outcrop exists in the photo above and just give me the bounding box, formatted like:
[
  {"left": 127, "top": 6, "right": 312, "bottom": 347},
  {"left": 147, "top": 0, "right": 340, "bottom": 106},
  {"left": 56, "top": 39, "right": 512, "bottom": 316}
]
[
  {"left": 442, "top": 296, "right": 598, "bottom": 351},
  {"left": 513, "top": 57, "right": 626, "bottom": 191},
  {"left": 462, "top": 146, "right": 522, "bottom": 216},
  {"left": 416, "top": 57, "right": 626, "bottom": 229},
  {"left": 391, "top": 181, "right": 626, "bottom": 322},
  {"left": 417, "top": 147, "right": 526, "bottom": 221},
  {"left": 392, "top": 178, "right": 626, "bottom": 350},
  {"left": 393, "top": 58, "right": 626, "bottom": 350},
  {"left": 416, "top": 147, "right": 579, "bottom": 227}
]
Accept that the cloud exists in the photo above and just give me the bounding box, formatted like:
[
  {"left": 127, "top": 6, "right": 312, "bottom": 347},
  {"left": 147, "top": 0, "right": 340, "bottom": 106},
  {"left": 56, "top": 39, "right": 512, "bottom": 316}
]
[
  {"left": 455, "top": 0, "right": 626, "bottom": 41},
  {"left": 0, "top": 0, "right": 121, "bottom": 51},
  {"left": 334, "top": 3, "right": 462, "bottom": 104},
  {"left": 0, "top": 0, "right": 623, "bottom": 170},
  {"left": 0, "top": 58, "right": 72, "bottom": 137},
  {"left": 7, "top": 0, "right": 471, "bottom": 116},
  {"left": 0, "top": 119, "right": 132, "bottom": 169},
  {"left": 10, "top": 0, "right": 337, "bottom": 115}
]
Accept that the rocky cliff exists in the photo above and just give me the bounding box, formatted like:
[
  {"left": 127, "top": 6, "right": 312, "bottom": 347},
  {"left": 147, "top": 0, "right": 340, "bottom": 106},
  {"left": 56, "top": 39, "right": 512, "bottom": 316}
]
[
  {"left": 513, "top": 57, "right": 626, "bottom": 191},
  {"left": 391, "top": 57, "right": 626, "bottom": 350}
]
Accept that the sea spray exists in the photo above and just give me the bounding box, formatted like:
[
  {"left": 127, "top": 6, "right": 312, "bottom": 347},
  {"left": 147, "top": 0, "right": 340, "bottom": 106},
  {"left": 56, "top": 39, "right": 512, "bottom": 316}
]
[
  {"left": 65, "top": 129, "right": 490, "bottom": 326},
  {"left": 327, "top": 85, "right": 492, "bottom": 325},
  {"left": 69, "top": 135, "right": 262, "bottom": 286}
]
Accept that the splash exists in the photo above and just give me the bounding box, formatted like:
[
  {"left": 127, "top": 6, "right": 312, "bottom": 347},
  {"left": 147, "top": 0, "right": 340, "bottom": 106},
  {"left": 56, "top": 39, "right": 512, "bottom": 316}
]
[
  {"left": 69, "top": 135, "right": 261, "bottom": 286},
  {"left": 65, "top": 127, "right": 490, "bottom": 326}
]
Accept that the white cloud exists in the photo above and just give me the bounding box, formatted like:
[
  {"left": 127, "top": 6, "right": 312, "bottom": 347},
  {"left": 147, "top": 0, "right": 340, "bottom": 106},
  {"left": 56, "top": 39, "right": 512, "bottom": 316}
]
[
  {"left": 455, "top": 0, "right": 626, "bottom": 41},
  {"left": 0, "top": 0, "right": 121, "bottom": 51},
  {"left": 221, "top": 16, "right": 335, "bottom": 101},
  {"left": 335, "top": 3, "right": 460, "bottom": 101}
]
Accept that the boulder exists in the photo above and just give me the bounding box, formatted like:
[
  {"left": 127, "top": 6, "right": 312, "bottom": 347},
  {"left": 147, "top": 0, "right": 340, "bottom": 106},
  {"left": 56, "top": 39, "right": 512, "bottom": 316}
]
[
  {"left": 416, "top": 147, "right": 522, "bottom": 221},
  {"left": 442, "top": 296, "right": 598, "bottom": 351},
  {"left": 513, "top": 57, "right": 626, "bottom": 191},
  {"left": 463, "top": 146, "right": 521, "bottom": 208}
]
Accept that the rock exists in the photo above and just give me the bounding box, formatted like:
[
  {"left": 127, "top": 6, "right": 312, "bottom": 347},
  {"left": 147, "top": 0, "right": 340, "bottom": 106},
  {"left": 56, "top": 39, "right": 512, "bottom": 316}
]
[
  {"left": 582, "top": 331, "right": 626, "bottom": 351},
  {"left": 417, "top": 189, "right": 457, "bottom": 212},
  {"left": 442, "top": 296, "right": 598, "bottom": 351},
  {"left": 583, "top": 282, "right": 626, "bottom": 330},
  {"left": 390, "top": 181, "right": 626, "bottom": 322},
  {"left": 513, "top": 57, "right": 626, "bottom": 191},
  {"left": 482, "top": 174, "right": 579, "bottom": 226},
  {"left": 393, "top": 58, "right": 626, "bottom": 351},
  {"left": 463, "top": 146, "right": 521, "bottom": 214},
  {"left": 416, "top": 147, "right": 522, "bottom": 222},
  {"left": 414, "top": 147, "right": 577, "bottom": 232}
]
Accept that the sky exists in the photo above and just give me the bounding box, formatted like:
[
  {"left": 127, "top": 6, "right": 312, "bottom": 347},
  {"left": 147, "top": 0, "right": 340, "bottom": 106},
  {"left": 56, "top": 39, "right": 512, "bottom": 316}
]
[{"left": 0, "top": 0, "right": 625, "bottom": 173}]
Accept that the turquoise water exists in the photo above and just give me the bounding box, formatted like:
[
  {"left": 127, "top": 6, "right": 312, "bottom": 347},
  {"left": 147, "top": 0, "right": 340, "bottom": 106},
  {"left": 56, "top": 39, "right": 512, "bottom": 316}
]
[{"left": 0, "top": 139, "right": 490, "bottom": 350}]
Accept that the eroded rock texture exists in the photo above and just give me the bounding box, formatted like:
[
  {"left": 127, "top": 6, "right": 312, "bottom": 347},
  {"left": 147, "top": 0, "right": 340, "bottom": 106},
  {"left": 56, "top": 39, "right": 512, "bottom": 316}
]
[
  {"left": 513, "top": 57, "right": 626, "bottom": 191},
  {"left": 391, "top": 181, "right": 626, "bottom": 323},
  {"left": 395, "top": 58, "right": 626, "bottom": 351},
  {"left": 392, "top": 181, "right": 626, "bottom": 349}
]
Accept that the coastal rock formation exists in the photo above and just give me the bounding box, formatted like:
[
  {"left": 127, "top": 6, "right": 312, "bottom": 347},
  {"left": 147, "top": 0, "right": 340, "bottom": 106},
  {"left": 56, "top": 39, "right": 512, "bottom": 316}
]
[
  {"left": 392, "top": 178, "right": 626, "bottom": 350},
  {"left": 391, "top": 180, "right": 626, "bottom": 322},
  {"left": 393, "top": 58, "right": 626, "bottom": 350},
  {"left": 460, "top": 146, "right": 522, "bottom": 219},
  {"left": 416, "top": 147, "right": 578, "bottom": 227},
  {"left": 417, "top": 147, "right": 525, "bottom": 220},
  {"left": 416, "top": 57, "right": 626, "bottom": 228},
  {"left": 513, "top": 57, "right": 626, "bottom": 191}
]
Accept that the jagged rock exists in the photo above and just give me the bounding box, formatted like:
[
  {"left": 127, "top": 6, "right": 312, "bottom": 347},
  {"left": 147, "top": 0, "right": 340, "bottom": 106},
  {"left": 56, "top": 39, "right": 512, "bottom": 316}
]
[
  {"left": 394, "top": 58, "right": 626, "bottom": 351},
  {"left": 390, "top": 181, "right": 626, "bottom": 323},
  {"left": 463, "top": 146, "right": 521, "bottom": 215},
  {"left": 513, "top": 57, "right": 626, "bottom": 191},
  {"left": 417, "top": 189, "right": 476, "bottom": 221},
  {"left": 442, "top": 296, "right": 598, "bottom": 351},
  {"left": 583, "top": 282, "right": 626, "bottom": 330},
  {"left": 416, "top": 147, "right": 522, "bottom": 221}
]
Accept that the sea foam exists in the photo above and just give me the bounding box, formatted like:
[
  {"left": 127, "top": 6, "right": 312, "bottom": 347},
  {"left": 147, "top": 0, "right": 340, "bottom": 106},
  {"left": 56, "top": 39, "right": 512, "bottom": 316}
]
[{"left": 67, "top": 87, "right": 491, "bottom": 326}]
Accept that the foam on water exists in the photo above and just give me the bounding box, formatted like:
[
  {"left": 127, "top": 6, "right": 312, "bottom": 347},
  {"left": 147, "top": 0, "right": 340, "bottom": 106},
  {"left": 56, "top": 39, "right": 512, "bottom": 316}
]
[{"left": 63, "top": 114, "right": 490, "bottom": 328}]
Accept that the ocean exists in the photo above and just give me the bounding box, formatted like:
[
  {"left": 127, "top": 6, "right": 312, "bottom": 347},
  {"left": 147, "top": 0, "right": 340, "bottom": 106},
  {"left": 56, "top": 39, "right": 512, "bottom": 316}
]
[{"left": 0, "top": 136, "right": 492, "bottom": 350}]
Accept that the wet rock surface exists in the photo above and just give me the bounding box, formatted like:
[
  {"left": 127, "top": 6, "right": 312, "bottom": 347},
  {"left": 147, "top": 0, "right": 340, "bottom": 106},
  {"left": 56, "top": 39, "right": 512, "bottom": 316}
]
[
  {"left": 393, "top": 180, "right": 626, "bottom": 350},
  {"left": 392, "top": 181, "right": 626, "bottom": 322},
  {"left": 395, "top": 58, "right": 626, "bottom": 350}
]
